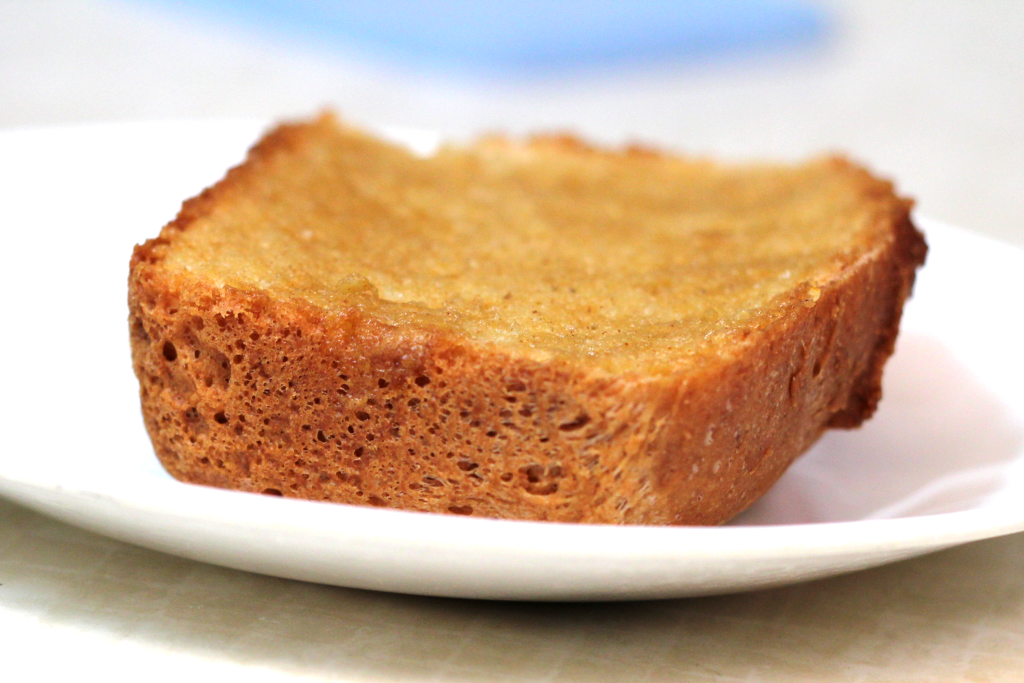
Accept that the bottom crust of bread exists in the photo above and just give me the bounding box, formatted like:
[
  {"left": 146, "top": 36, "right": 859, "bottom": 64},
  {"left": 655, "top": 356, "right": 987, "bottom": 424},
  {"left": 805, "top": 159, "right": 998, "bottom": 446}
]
[{"left": 128, "top": 210, "right": 925, "bottom": 525}]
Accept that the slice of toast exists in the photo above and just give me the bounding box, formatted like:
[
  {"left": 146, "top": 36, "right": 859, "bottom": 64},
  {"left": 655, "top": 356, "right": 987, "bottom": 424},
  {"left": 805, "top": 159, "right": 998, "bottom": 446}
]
[{"left": 129, "top": 113, "right": 926, "bottom": 525}]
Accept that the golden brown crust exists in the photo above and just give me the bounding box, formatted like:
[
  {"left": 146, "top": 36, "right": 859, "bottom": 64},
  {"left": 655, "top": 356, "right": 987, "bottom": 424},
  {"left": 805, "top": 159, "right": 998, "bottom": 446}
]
[
  {"left": 132, "top": 113, "right": 338, "bottom": 269},
  {"left": 128, "top": 117, "right": 926, "bottom": 525}
]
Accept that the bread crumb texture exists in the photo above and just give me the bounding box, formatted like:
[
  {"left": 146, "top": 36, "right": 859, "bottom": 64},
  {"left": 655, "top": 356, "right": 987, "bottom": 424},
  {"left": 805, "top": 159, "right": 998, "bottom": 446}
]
[{"left": 129, "top": 114, "right": 926, "bottom": 524}]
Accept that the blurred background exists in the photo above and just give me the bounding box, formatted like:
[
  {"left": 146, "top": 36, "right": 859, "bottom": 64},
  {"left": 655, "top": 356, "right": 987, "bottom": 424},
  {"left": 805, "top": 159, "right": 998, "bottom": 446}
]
[{"left": 1, "top": 0, "right": 1022, "bottom": 246}]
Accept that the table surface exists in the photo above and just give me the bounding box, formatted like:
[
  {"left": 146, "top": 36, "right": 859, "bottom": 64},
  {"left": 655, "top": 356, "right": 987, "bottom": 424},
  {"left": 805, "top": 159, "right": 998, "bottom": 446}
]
[{"left": 1, "top": 1, "right": 1023, "bottom": 680}]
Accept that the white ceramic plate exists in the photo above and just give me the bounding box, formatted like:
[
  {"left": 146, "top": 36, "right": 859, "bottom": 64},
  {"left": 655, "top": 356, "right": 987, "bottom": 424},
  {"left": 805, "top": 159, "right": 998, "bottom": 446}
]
[{"left": 1, "top": 122, "right": 1022, "bottom": 601}]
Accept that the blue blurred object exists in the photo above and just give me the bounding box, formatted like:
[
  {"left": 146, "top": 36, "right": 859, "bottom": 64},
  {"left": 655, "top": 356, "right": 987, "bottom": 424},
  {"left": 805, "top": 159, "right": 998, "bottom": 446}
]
[{"left": 151, "top": 0, "right": 826, "bottom": 75}]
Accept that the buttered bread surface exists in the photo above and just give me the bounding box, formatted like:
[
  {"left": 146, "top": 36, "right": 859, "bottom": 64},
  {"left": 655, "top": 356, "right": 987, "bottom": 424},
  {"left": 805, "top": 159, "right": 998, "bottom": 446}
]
[{"left": 160, "top": 119, "right": 885, "bottom": 373}]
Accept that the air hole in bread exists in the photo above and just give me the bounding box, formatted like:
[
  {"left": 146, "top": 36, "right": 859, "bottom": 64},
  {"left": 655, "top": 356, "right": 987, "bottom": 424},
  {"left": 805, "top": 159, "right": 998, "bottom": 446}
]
[
  {"left": 522, "top": 464, "right": 544, "bottom": 483},
  {"left": 558, "top": 414, "right": 590, "bottom": 431},
  {"left": 130, "top": 317, "right": 150, "bottom": 344}
]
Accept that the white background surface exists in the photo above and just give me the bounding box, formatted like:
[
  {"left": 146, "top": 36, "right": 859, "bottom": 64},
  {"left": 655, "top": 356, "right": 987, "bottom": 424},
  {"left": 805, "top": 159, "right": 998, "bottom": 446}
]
[{"left": 2, "top": 1, "right": 1024, "bottom": 680}]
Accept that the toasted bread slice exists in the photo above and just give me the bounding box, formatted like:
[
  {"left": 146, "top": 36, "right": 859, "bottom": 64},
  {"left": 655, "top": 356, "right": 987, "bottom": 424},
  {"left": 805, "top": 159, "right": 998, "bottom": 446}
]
[{"left": 129, "top": 113, "right": 926, "bottom": 525}]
